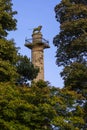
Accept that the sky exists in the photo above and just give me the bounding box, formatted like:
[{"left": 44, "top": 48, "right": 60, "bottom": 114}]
[{"left": 8, "top": 0, "right": 64, "bottom": 88}]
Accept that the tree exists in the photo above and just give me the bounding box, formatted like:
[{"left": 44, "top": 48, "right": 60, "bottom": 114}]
[
  {"left": 53, "top": 1, "right": 87, "bottom": 128},
  {"left": 53, "top": 0, "right": 87, "bottom": 66},
  {"left": 0, "top": 0, "right": 17, "bottom": 38},
  {"left": 53, "top": 0, "right": 87, "bottom": 93},
  {"left": 60, "top": 62, "right": 87, "bottom": 128},
  {"left": 0, "top": 0, "right": 39, "bottom": 83},
  {"left": 0, "top": 81, "right": 85, "bottom": 130},
  {"left": 0, "top": 81, "right": 56, "bottom": 130},
  {"left": 16, "top": 55, "right": 39, "bottom": 85},
  {"left": 60, "top": 62, "right": 87, "bottom": 91},
  {"left": 0, "top": 0, "right": 19, "bottom": 82},
  {"left": 0, "top": 39, "right": 19, "bottom": 83},
  {"left": 0, "top": 58, "right": 18, "bottom": 82},
  {"left": 51, "top": 87, "right": 85, "bottom": 130}
]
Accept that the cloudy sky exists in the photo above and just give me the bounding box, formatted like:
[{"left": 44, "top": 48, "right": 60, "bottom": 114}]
[{"left": 8, "top": 0, "right": 64, "bottom": 88}]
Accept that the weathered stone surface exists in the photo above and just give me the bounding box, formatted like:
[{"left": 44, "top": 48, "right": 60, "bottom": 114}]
[{"left": 25, "top": 31, "right": 50, "bottom": 82}]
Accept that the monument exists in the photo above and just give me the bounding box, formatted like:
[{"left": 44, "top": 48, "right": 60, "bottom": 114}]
[{"left": 25, "top": 26, "right": 50, "bottom": 82}]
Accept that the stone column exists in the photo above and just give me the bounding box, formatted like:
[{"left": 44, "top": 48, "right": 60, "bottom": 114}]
[
  {"left": 25, "top": 31, "right": 50, "bottom": 82},
  {"left": 31, "top": 32, "right": 44, "bottom": 81}
]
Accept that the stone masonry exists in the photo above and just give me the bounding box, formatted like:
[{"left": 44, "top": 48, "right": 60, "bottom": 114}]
[{"left": 25, "top": 31, "right": 50, "bottom": 82}]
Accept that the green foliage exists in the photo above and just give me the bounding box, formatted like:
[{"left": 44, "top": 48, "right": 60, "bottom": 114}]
[
  {"left": 0, "top": 59, "right": 18, "bottom": 82},
  {"left": 0, "top": 82, "right": 55, "bottom": 129},
  {"left": 61, "top": 62, "right": 87, "bottom": 91},
  {"left": 0, "top": 38, "right": 19, "bottom": 82},
  {"left": 53, "top": 0, "right": 87, "bottom": 66},
  {"left": 51, "top": 88, "right": 85, "bottom": 129},
  {"left": 0, "top": 0, "right": 17, "bottom": 37},
  {"left": 0, "top": 0, "right": 38, "bottom": 84},
  {"left": 0, "top": 38, "right": 18, "bottom": 64},
  {"left": 0, "top": 0, "right": 19, "bottom": 83},
  {"left": 53, "top": 1, "right": 87, "bottom": 128},
  {"left": 16, "top": 55, "right": 39, "bottom": 82},
  {"left": 0, "top": 81, "right": 85, "bottom": 130}
]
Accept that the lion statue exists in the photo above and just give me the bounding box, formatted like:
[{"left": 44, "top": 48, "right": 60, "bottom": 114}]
[{"left": 33, "top": 25, "right": 42, "bottom": 34}]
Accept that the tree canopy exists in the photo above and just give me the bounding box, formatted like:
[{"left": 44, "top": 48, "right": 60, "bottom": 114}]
[
  {"left": 0, "top": 0, "right": 18, "bottom": 82},
  {"left": 0, "top": 0, "right": 39, "bottom": 83},
  {"left": 53, "top": 0, "right": 87, "bottom": 66},
  {"left": 53, "top": 1, "right": 87, "bottom": 128},
  {"left": 60, "top": 62, "right": 87, "bottom": 91},
  {"left": 16, "top": 55, "right": 39, "bottom": 85},
  {"left": 0, "top": 0, "right": 17, "bottom": 38},
  {"left": 0, "top": 81, "right": 85, "bottom": 130},
  {"left": 53, "top": 0, "right": 87, "bottom": 91}
]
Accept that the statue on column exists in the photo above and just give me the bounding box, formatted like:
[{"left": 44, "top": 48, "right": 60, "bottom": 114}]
[{"left": 33, "top": 25, "right": 42, "bottom": 34}]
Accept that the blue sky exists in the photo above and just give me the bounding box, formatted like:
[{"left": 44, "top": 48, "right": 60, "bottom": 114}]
[{"left": 8, "top": 0, "right": 64, "bottom": 88}]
